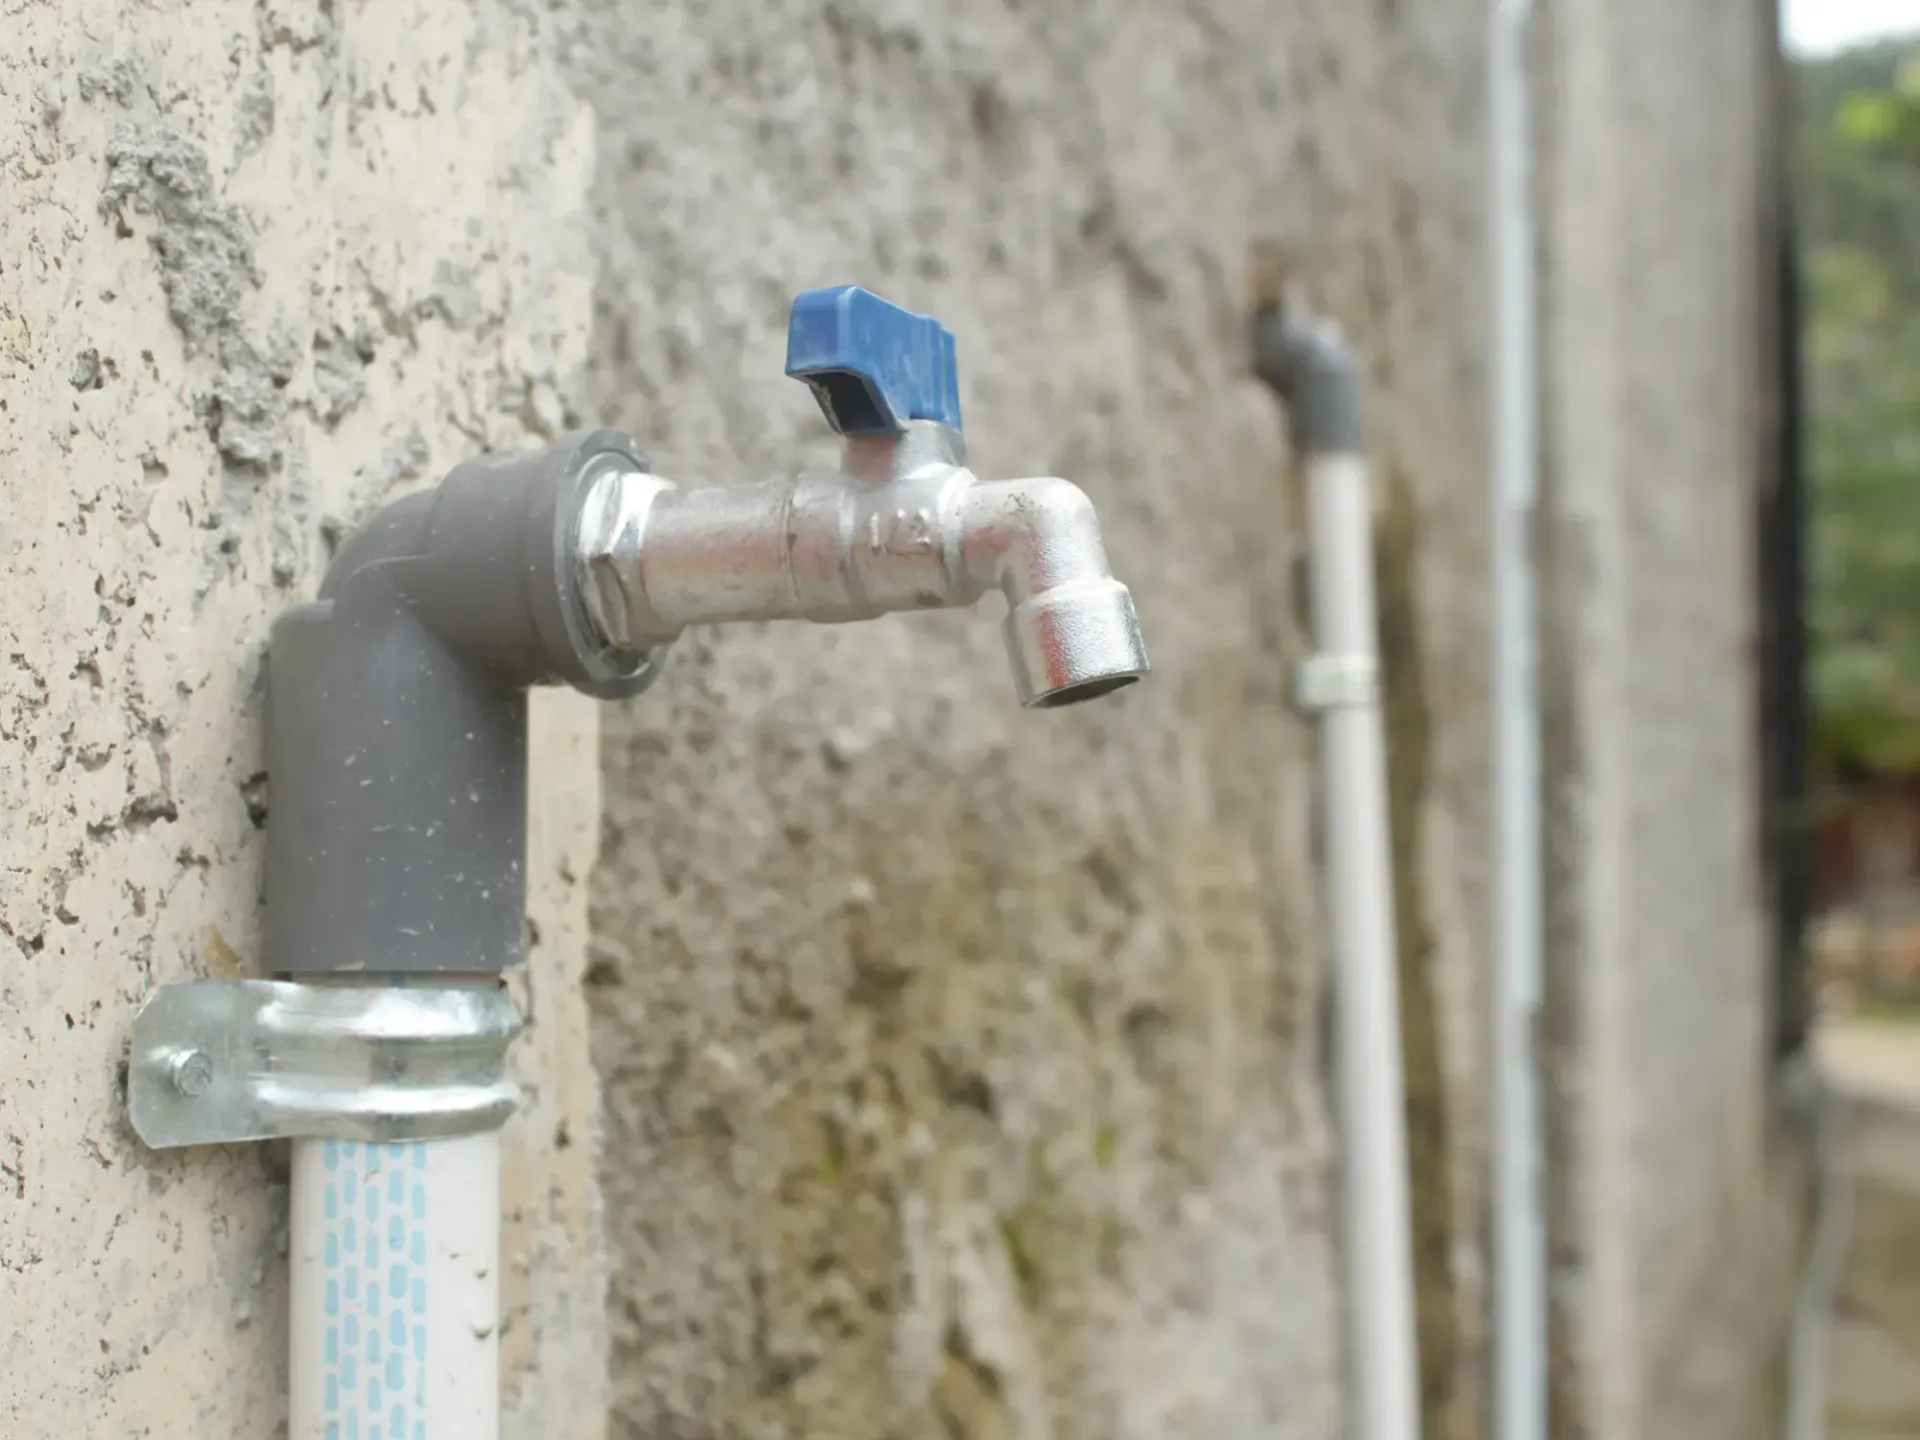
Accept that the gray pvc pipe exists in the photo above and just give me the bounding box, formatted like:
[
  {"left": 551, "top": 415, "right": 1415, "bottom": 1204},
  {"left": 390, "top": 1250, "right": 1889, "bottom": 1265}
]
[
  {"left": 264, "top": 430, "right": 664, "bottom": 978},
  {"left": 1251, "top": 303, "right": 1366, "bottom": 458}
]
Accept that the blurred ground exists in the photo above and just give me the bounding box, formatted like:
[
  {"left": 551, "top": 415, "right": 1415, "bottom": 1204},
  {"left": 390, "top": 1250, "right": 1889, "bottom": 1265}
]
[{"left": 1815, "top": 1014, "right": 1920, "bottom": 1438}]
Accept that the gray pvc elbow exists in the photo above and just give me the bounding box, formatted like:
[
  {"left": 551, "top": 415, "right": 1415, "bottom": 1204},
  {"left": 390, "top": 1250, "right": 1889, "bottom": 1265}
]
[
  {"left": 1250, "top": 304, "right": 1367, "bottom": 456},
  {"left": 265, "top": 431, "right": 664, "bottom": 979}
]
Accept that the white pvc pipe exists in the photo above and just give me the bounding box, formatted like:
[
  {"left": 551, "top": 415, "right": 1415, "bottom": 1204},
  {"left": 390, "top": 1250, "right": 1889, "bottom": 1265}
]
[
  {"left": 1308, "top": 449, "right": 1423, "bottom": 1440},
  {"left": 290, "top": 1132, "right": 501, "bottom": 1440},
  {"left": 1490, "top": 0, "right": 1548, "bottom": 1435},
  {"left": 1785, "top": 1076, "right": 1848, "bottom": 1440}
]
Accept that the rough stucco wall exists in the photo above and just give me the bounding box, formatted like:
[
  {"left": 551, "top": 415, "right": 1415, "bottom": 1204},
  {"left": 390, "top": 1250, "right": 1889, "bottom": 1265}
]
[
  {"left": 1540, "top": 0, "right": 1804, "bottom": 1436},
  {"left": 1, "top": 3, "right": 609, "bottom": 1433},
  {"left": 0, "top": 2, "right": 1504, "bottom": 1434},
  {"left": 11, "top": 2, "right": 1820, "bottom": 1437},
  {"left": 1, "top": 0, "right": 1808, "bottom": 1436},
  {"left": 570, "top": 3, "right": 1495, "bottom": 1437}
]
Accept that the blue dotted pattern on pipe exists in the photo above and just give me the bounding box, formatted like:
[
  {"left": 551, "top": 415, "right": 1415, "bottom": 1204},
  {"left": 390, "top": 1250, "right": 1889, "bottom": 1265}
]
[{"left": 321, "top": 1140, "right": 429, "bottom": 1440}]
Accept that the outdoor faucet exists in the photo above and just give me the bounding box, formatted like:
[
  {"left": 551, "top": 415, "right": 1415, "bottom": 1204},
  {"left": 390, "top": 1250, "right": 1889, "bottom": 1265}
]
[
  {"left": 255, "top": 283, "right": 1148, "bottom": 979},
  {"left": 577, "top": 285, "right": 1150, "bottom": 708},
  {"left": 127, "top": 287, "right": 1148, "bottom": 1438}
]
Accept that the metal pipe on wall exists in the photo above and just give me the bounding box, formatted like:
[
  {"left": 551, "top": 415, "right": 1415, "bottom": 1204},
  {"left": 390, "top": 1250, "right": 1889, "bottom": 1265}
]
[{"left": 1490, "top": 0, "right": 1549, "bottom": 1434}]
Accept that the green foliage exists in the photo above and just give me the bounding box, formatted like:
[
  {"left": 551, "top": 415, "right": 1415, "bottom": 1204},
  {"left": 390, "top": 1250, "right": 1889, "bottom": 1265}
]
[
  {"left": 1831, "top": 54, "right": 1920, "bottom": 145},
  {"left": 1836, "top": 88, "right": 1902, "bottom": 144},
  {"left": 1799, "top": 40, "right": 1920, "bottom": 770}
]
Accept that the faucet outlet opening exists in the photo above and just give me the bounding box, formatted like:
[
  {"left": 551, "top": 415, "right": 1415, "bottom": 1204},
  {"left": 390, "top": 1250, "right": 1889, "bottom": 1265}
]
[
  {"left": 1002, "top": 575, "right": 1150, "bottom": 710},
  {"left": 1031, "top": 673, "right": 1142, "bottom": 709}
]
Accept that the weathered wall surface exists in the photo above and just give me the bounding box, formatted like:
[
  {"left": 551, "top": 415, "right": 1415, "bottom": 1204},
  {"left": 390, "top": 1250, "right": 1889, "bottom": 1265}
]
[
  {"left": 569, "top": 3, "right": 1496, "bottom": 1438},
  {"left": 1, "top": 3, "right": 611, "bottom": 1432},
  {"left": 1540, "top": 1, "right": 1806, "bottom": 1437},
  {"left": 1, "top": 1, "right": 1806, "bottom": 1438},
  {"left": 2, "top": 1, "right": 1506, "bottom": 1436}
]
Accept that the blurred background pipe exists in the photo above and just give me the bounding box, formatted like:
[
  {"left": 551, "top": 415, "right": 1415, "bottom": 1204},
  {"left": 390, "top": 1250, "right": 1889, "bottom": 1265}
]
[
  {"left": 1489, "top": 0, "right": 1549, "bottom": 1435},
  {"left": 1253, "top": 280, "right": 1422, "bottom": 1440}
]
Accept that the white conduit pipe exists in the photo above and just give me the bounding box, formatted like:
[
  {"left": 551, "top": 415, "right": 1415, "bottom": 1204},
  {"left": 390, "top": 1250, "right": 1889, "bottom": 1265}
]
[
  {"left": 1490, "top": 0, "right": 1548, "bottom": 1434},
  {"left": 1785, "top": 1076, "right": 1849, "bottom": 1440},
  {"left": 1310, "top": 448, "right": 1424, "bottom": 1440},
  {"left": 290, "top": 1133, "right": 501, "bottom": 1440},
  {"left": 1254, "top": 293, "right": 1422, "bottom": 1440}
]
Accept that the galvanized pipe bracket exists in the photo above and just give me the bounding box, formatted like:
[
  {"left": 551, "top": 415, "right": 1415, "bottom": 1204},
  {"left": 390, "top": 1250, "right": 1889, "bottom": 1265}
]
[{"left": 127, "top": 980, "right": 522, "bottom": 1150}]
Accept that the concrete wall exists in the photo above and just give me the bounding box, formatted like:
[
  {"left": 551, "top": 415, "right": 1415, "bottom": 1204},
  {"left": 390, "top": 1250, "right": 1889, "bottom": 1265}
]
[
  {"left": 0, "top": 0, "right": 1796, "bottom": 1437},
  {"left": 1, "top": 3, "right": 612, "bottom": 1430},
  {"left": 1539, "top": 1, "right": 1807, "bottom": 1437},
  {"left": 566, "top": 2, "right": 1496, "bottom": 1437}
]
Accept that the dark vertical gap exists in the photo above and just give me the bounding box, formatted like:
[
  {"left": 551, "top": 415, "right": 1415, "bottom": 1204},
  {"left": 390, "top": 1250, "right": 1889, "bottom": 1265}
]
[
  {"left": 1756, "top": 11, "right": 1812, "bottom": 1060},
  {"left": 1770, "top": 208, "right": 1813, "bottom": 1058}
]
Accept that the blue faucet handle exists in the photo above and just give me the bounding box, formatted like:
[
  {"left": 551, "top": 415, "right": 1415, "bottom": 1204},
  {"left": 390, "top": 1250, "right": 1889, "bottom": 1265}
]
[{"left": 785, "top": 285, "right": 962, "bottom": 438}]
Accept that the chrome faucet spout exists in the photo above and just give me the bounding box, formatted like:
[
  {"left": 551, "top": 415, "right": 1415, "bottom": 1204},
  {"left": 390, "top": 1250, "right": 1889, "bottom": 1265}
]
[
  {"left": 573, "top": 285, "right": 1149, "bottom": 709},
  {"left": 574, "top": 422, "right": 1147, "bottom": 708}
]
